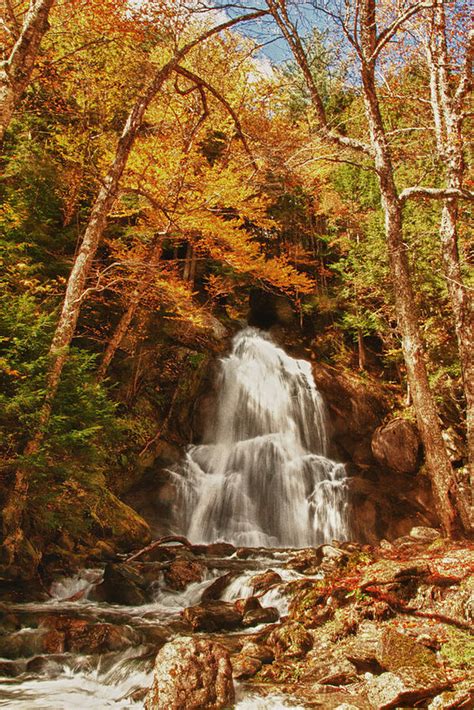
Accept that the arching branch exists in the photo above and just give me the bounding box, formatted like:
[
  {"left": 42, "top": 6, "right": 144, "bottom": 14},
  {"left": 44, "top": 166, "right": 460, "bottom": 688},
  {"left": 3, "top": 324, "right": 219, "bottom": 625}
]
[{"left": 174, "top": 64, "right": 258, "bottom": 169}]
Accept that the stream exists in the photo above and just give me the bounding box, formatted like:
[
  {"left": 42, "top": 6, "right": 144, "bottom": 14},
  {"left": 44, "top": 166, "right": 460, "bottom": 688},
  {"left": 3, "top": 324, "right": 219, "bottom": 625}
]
[
  {"left": 1, "top": 328, "right": 349, "bottom": 708},
  {"left": 0, "top": 544, "right": 320, "bottom": 708}
]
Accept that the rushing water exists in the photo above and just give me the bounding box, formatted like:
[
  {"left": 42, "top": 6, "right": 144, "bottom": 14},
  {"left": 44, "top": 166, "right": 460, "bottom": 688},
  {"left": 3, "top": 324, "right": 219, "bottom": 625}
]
[
  {"left": 0, "top": 549, "right": 317, "bottom": 709},
  {"left": 173, "top": 327, "right": 349, "bottom": 547},
  {"left": 0, "top": 328, "right": 349, "bottom": 708}
]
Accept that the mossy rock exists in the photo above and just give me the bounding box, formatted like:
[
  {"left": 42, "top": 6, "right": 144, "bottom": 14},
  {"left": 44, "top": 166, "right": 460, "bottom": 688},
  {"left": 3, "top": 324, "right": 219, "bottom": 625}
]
[{"left": 376, "top": 628, "right": 438, "bottom": 672}]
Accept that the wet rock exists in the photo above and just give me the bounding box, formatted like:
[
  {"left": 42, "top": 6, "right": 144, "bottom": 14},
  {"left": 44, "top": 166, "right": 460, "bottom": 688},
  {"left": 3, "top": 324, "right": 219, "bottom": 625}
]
[
  {"left": 240, "top": 640, "right": 274, "bottom": 663},
  {"left": 232, "top": 654, "right": 262, "bottom": 679},
  {"left": 0, "top": 628, "right": 49, "bottom": 659},
  {"left": 366, "top": 667, "right": 450, "bottom": 709},
  {"left": 288, "top": 548, "right": 322, "bottom": 572},
  {"left": 182, "top": 601, "right": 242, "bottom": 631},
  {"left": 42, "top": 616, "right": 140, "bottom": 653},
  {"left": 242, "top": 604, "right": 279, "bottom": 627},
  {"left": 92, "top": 563, "right": 147, "bottom": 605},
  {"left": 0, "top": 659, "right": 23, "bottom": 677},
  {"left": 144, "top": 637, "right": 234, "bottom": 710},
  {"left": 371, "top": 417, "right": 420, "bottom": 474},
  {"left": 201, "top": 572, "right": 235, "bottom": 602},
  {"left": 268, "top": 621, "right": 313, "bottom": 659},
  {"left": 234, "top": 596, "right": 261, "bottom": 615},
  {"left": 26, "top": 655, "right": 64, "bottom": 677},
  {"left": 164, "top": 558, "right": 204, "bottom": 591},
  {"left": 250, "top": 570, "right": 282, "bottom": 593},
  {"left": 206, "top": 542, "right": 236, "bottom": 557},
  {"left": 376, "top": 627, "right": 438, "bottom": 672}
]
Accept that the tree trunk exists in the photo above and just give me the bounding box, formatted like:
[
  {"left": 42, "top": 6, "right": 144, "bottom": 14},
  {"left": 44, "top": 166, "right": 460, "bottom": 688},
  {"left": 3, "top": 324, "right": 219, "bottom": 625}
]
[
  {"left": 97, "top": 243, "right": 163, "bottom": 380},
  {"left": 426, "top": 3, "right": 473, "bottom": 524},
  {"left": 1, "top": 60, "right": 176, "bottom": 565},
  {"left": 357, "top": 329, "right": 367, "bottom": 370},
  {"left": 0, "top": 0, "right": 55, "bottom": 144},
  {"left": 358, "top": 1, "right": 460, "bottom": 535}
]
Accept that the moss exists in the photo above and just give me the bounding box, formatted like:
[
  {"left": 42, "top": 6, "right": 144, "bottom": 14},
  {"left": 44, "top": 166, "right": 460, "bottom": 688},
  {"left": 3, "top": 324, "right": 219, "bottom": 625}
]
[{"left": 440, "top": 628, "right": 474, "bottom": 670}]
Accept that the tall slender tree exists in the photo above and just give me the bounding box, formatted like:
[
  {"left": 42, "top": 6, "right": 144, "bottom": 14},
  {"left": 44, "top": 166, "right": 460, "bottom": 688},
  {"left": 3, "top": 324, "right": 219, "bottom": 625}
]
[
  {"left": 0, "top": 0, "right": 55, "bottom": 144},
  {"left": 266, "top": 0, "right": 473, "bottom": 535}
]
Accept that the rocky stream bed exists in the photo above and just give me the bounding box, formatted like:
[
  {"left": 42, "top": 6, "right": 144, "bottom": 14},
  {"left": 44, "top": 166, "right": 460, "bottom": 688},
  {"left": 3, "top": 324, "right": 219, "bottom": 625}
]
[{"left": 0, "top": 527, "right": 473, "bottom": 709}]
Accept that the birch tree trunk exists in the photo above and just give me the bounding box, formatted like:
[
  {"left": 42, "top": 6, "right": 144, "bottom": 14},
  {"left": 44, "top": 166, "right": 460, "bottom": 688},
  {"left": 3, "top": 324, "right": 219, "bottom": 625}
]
[
  {"left": 426, "top": 3, "right": 473, "bottom": 524},
  {"left": 0, "top": 0, "right": 55, "bottom": 145},
  {"left": 358, "top": 0, "right": 459, "bottom": 536},
  {"left": 266, "top": 0, "right": 462, "bottom": 535}
]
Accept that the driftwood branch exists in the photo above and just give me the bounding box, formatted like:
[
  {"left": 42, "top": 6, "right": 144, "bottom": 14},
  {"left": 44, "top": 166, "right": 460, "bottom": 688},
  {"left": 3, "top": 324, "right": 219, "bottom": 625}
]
[{"left": 126, "top": 535, "right": 192, "bottom": 563}]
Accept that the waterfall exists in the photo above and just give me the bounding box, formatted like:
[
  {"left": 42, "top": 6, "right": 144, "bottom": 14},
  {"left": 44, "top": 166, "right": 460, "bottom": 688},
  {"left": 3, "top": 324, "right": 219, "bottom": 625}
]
[{"left": 172, "top": 327, "right": 349, "bottom": 547}]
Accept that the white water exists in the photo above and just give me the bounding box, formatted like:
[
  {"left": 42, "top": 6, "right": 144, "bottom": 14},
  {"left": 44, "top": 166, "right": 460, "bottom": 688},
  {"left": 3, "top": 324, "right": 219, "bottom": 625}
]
[{"left": 173, "top": 327, "right": 349, "bottom": 547}]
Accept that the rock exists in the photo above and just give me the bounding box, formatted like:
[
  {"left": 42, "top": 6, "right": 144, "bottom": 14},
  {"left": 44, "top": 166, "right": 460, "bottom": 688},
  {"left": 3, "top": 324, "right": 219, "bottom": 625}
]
[
  {"left": 250, "top": 570, "right": 282, "bottom": 593},
  {"left": 428, "top": 548, "right": 474, "bottom": 584},
  {"left": 144, "top": 637, "right": 234, "bottom": 710},
  {"left": 429, "top": 688, "right": 474, "bottom": 709},
  {"left": 366, "top": 667, "right": 450, "bottom": 709},
  {"left": 371, "top": 417, "right": 420, "bottom": 474},
  {"left": 240, "top": 640, "right": 274, "bottom": 663},
  {"left": 268, "top": 622, "right": 313, "bottom": 659},
  {"left": 42, "top": 616, "right": 140, "bottom": 654},
  {"left": 317, "top": 659, "right": 358, "bottom": 685},
  {"left": 360, "top": 559, "right": 428, "bottom": 586},
  {"left": 242, "top": 605, "right": 279, "bottom": 627},
  {"left": 410, "top": 526, "right": 442, "bottom": 542},
  {"left": 92, "top": 563, "right": 147, "bottom": 605},
  {"left": 376, "top": 627, "right": 438, "bottom": 672},
  {"left": 181, "top": 601, "right": 242, "bottom": 631},
  {"left": 234, "top": 597, "right": 261, "bottom": 615},
  {"left": 344, "top": 622, "right": 382, "bottom": 672},
  {"left": 288, "top": 548, "right": 322, "bottom": 572},
  {"left": 201, "top": 572, "right": 235, "bottom": 602},
  {"left": 231, "top": 654, "right": 262, "bottom": 679},
  {"left": 206, "top": 542, "right": 236, "bottom": 557},
  {"left": 164, "top": 559, "right": 204, "bottom": 591}
]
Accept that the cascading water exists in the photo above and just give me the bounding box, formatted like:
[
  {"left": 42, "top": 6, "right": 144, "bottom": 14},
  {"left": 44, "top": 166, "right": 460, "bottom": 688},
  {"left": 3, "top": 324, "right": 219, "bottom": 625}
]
[{"left": 172, "top": 327, "right": 349, "bottom": 547}]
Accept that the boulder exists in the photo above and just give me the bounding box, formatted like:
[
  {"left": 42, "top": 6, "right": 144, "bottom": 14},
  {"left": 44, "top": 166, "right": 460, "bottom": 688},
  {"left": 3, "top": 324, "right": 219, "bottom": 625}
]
[
  {"left": 366, "top": 667, "right": 450, "bottom": 709},
  {"left": 240, "top": 640, "right": 274, "bottom": 664},
  {"left": 164, "top": 559, "right": 204, "bottom": 591},
  {"left": 409, "top": 526, "right": 442, "bottom": 542},
  {"left": 242, "top": 605, "right": 279, "bottom": 627},
  {"left": 376, "top": 627, "right": 438, "bottom": 672},
  {"left": 371, "top": 418, "right": 420, "bottom": 474},
  {"left": 144, "top": 637, "right": 234, "bottom": 710},
  {"left": 268, "top": 622, "right": 313, "bottom": 659},
  {"left": 231, "top": 654, "right": 262, "bottom": 679},
  {"left": 92, "top": 563, "right": 147, "bottom": 605},
  {"left": 250, "top": 570, "right": 282, "bottom": 593},
  {"left": 201, "top": 572, "right": 235, "bottom": 602},
  {"left": 181, "top": 601, "right": 242, "bottom": 631}
]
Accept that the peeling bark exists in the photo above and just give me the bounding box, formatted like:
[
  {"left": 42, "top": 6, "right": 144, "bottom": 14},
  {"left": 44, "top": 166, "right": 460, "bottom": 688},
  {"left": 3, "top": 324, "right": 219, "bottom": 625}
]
[{"left": 0, "top": 0, "right": 55, "bottom": 144}]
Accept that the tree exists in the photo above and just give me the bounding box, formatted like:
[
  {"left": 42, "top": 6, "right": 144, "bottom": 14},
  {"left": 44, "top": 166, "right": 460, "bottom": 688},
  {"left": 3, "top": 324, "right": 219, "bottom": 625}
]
[
  {"left": 266, "top": 0, "right": 473, "bottom": 535},
  {"left": 423, "top": 2, "right": 473, "bottom": 520},
  {"left": 0, "top": 0, "right": 55, "bottom": 144},
  {"left": 1, "top": 3, "right": 268, "bottom": 572}
]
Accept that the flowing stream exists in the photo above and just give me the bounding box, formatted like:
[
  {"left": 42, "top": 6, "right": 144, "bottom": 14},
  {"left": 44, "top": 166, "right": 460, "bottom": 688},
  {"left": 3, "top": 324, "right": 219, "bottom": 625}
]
[
  {"left": 173, "top": 327, "right": 349, "bottom": 546},
  {"left": 0, "top": 327, "right": 349, "bottom": 708}
]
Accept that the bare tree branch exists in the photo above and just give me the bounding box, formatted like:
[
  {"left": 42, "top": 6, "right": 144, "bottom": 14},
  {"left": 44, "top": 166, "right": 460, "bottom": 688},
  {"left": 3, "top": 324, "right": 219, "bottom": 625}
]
[{"left": 400, "top": 186, "right": 474, "bottom": 203}]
